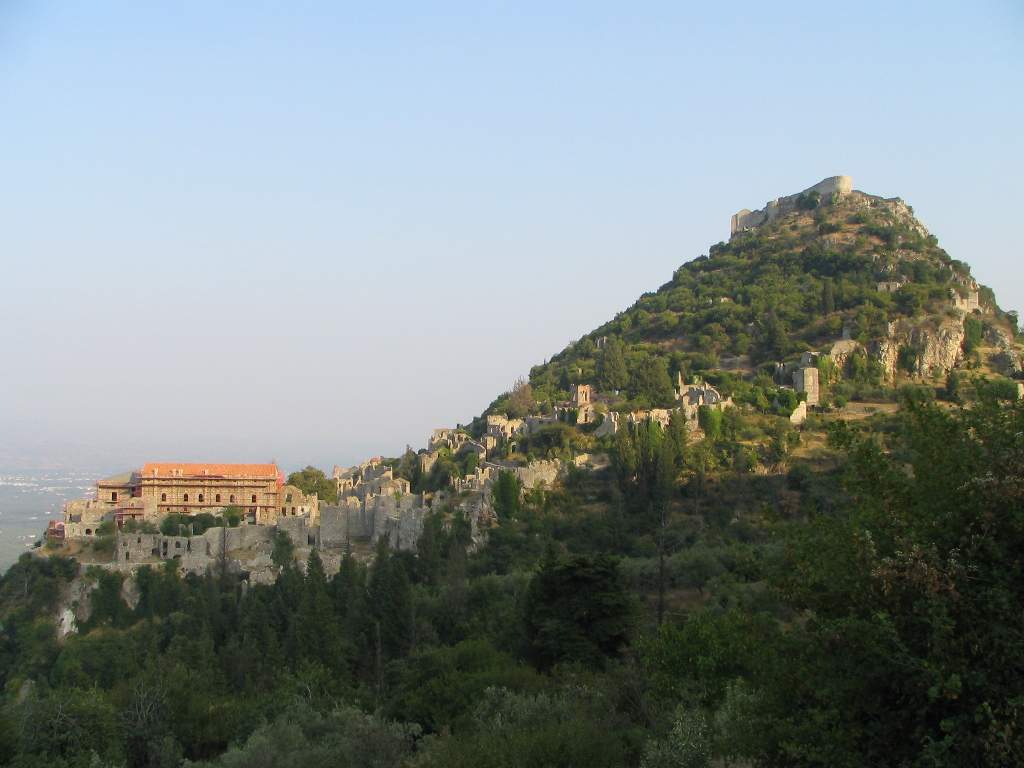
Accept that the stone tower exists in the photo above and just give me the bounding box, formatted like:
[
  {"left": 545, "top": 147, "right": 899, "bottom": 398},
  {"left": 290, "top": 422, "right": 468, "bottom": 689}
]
[{"left": 793, "top": 367, "right": 820, "bottom": 406}]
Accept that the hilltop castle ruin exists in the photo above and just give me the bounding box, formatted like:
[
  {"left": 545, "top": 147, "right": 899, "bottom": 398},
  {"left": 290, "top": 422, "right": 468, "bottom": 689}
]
[{"left": 731, "top": 175, "right": 853, "bottom": 236}]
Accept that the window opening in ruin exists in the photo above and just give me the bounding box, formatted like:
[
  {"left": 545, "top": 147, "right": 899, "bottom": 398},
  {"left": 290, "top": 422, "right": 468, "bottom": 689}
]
[
  {"left": 183, "top": 494, "right": 189, "bottom": 502},
  {"left": 198, "top": 493, "right": 204, "bottom": 502}
]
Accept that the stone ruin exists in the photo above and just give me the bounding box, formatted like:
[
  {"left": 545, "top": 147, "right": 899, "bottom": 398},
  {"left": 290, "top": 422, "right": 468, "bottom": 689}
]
[
  {"left": 771, "top": 352, "right": 821, "bottom": 422},
  {"left": 789, "top": 401, "right": 808, "bottom": 425},
  {"left": 675, "top": 372, "right": 733, "bottom": 435},
  {"left": 588, "top": 372, "right": 733, "bottom": 439},
  {"left": 793, "top": 365, "right": 820, "bottom": 406},
  {"left": 731, "top": 176, "right": 853, "bottom": 236}
]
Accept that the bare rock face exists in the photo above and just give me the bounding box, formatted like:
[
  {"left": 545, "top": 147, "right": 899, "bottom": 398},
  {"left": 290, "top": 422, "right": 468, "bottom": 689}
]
[
  {"left": 846, "top": 193, "right": 931, "bottom": 239},
  {"left": 872, "top": 318, "right": 965, "bottom": 379},
  {"left": 120, "top": 574, "right": 141, "bottom": 611},
  {"left": 829, "top": 339, "right": 863, "bottom": 372},
  {"left": 986, "top": 325, "right": 1023, "bottom": 376},
  {"left": 55, "top": 573, "right": 97, "bottom": 638},
  {"left": 874, "top": 341, "right": 899, "bottom": 379},
  {"left": 915, "top": 320, "right": 966, "bottom": 377}
]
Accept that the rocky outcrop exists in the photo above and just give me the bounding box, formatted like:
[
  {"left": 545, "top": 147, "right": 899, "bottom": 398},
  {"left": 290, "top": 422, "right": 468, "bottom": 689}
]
[
  {"left": 873, "top": 318, "right": 965, "bottom": 379},
  {"left": 829, "top": 339, "right": 863, "bottom": 373},
  {"left": 847, "top": 193, "right": 931, "bottom": 239},
  {"left": 986, "top": 325, "right": 1023, "bottom": 376},
  {"left": 56, "top": 574, "right": 94, "bottom": 638},
  {"left": 873, "top": 336, "right": 901, "bottom": 380}
]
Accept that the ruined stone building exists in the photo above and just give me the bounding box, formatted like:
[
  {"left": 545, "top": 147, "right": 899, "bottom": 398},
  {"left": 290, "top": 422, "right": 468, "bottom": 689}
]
[
  {"left": 950, "top": 285, "right": 981, "bottom": 314},
  {"left": 333, "top": 458, "right": 409, "bottom": 501},
  {"left": 731, "top": 175, "right": 853, "bottom": 236},
  {"left": 677, "top": 373, "right": 732, "bottom": 429},
  {"left": 428, "top": 428, "right": 471, "bottom": 452},
  {"left": 877, "top": 280, "right": 905, "bottom": 293},
  {"left": 571, "top": 384, "right": 598, "bottom": 424},
  {"left": 485, "top": 415, "right": 525, "bottom": 441},
  {"left": 793, "top": 366, "right": 820, "bottom": 406}
]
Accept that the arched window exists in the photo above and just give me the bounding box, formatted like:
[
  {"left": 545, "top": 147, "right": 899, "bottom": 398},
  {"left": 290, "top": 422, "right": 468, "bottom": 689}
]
[
  {"left": 251, "top": 494, "right": 257, "bottom": 503},
  {"left": 198, "top": 493, "right": 204, "bottom": 503},
  {"left": 183, "top": 493, "right": 189, "bottom": 502},
  {"left": 215, "top": 494, "right": 221, "bottom": 503},
  {"left": 161, "top": 493, "right": 167, "bottom": 502},
  {"left": 230, "top": 495, "right": 235, "bottom": 503}
]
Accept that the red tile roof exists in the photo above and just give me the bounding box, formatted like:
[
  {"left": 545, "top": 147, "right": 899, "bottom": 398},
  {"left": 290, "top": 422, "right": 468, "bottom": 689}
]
[{"left": 139, "top": 462, "right": 279, "bottom": 479}]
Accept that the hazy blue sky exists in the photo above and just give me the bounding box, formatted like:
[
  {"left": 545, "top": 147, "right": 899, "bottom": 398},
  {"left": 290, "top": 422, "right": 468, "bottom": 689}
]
[{"left": 1, "top": 1, "right": 1021, "bottom": 474}]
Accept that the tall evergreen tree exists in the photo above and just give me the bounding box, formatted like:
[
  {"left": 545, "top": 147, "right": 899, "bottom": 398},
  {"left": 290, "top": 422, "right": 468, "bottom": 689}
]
[
  {"left": 367, "top": 539, "right": 414, "bottom": 662},
  {"left": 597, "top": 337, "right": 629, "bottom": 392},
  {"left": 523, "top": 554, "right": 634, "bottom": 670}
]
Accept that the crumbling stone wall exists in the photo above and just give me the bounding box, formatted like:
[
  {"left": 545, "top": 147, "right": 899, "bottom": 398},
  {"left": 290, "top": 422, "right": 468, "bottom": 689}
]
[
  {"left": 278, "top": 515, "right": 317, "bottom": 549},
  {"left": 513, "top": 459, "right": 562, "bottom": 489},
  {"left": 789, "top": 401, "right": 808, "bottom": 425},
  {"left": 731, "top": 176, "right": 852, "bottom": 236}
]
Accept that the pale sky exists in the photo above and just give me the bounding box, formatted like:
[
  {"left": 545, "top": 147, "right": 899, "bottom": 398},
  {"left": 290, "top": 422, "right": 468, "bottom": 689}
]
[{"left": 1, "top": 1, "right": 1021, "bottom": 474}]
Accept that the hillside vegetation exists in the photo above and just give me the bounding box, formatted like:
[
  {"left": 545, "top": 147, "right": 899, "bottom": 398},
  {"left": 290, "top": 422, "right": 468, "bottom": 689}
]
[{"left": 499, "top": 188, "right": 1019, "bottom": 416}]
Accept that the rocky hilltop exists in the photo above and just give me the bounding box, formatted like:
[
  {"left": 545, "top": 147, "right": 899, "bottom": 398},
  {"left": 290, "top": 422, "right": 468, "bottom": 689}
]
[{"left": 501, "top": 175, "right": 1021, "bottom": 424}]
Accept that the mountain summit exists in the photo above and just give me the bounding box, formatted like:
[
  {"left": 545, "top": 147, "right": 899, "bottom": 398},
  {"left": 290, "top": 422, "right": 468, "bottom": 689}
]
[{"left": 484, "top": 175, "right": 1021, "bottom": 424}]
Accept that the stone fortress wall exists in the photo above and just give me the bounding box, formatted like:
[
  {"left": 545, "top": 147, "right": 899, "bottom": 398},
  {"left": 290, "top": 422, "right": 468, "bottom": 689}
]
[
  {"left": 731, "top": 175, "right": 853, "bottom": 236},
  {"left": 94, "top": 438, "right": 568, "bottom": 583}
]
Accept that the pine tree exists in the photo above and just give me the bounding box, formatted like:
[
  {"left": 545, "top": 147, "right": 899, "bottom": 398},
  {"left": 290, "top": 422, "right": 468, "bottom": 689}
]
[
  {"left": 653, "top": 436, "right": 678, "bottom": 625},
  {"left": 597, "top": 338, "right": 629, "bottom": 392},
  {"left": 636, "top": 356, "right": 676, "bottom": 407},
  {"left": 523, "top": 554, "right": 634, "bottom": 670},
  {"left": 491, "top": 470, "right": 523, "bottom": 519},
  {"left": 367, "top": 539, "right": 413, "bottom": 661},
  {"left": 822, "top": 278, "right": 836, "bottom": 314},
  {"left": 666, "top": 409, "right": 690, "bottom": 470},
  {"left": 294, "top": 550, "right": 346, "bottom": 678}
]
